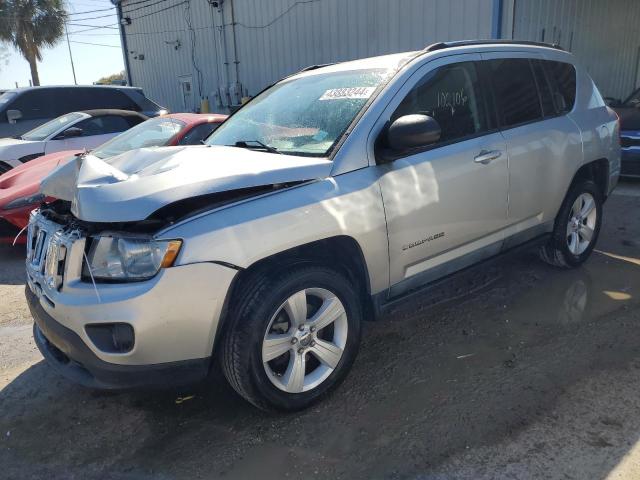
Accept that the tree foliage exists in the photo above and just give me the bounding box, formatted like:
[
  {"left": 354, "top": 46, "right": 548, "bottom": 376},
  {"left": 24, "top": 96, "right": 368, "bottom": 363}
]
[
  {"left": 96, "top": 70, "right": 126, "bottom": 85},
  {"left": 0, "top": 0, "right": 67, "bottom": 85}
]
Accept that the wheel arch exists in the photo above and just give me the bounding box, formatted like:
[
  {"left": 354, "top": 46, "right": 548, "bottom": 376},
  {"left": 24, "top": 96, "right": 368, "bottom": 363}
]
[
  {"left": 213, "top": 235, "right": 376, "bottom": 356},
  {"left": 571, "top": 158, "right": 609, "bottom": 200}
]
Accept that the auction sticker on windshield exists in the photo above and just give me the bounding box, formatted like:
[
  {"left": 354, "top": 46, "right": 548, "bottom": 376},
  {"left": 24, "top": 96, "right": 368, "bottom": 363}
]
[{"left": 319, "top": 87, "right": 376, "bottom": 100}]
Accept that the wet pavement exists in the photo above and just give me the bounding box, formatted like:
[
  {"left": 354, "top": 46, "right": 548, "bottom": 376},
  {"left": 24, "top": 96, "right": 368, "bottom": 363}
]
[{"left": 0, "top": 181, "right": 639, "bottom": 479}]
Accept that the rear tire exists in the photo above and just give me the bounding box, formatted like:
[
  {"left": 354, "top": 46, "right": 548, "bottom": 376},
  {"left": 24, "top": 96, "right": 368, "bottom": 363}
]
[
  {"left": 220, "top": 264, "right": 362, "bottom": 412},
  {"left": 539, "top": 179, "right": 602, "bottom": 268}
]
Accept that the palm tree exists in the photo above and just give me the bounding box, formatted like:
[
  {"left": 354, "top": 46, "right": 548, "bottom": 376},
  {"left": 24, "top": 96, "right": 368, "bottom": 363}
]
[{"left": 0, "top": 0, "right": 66, "bottom": 86}]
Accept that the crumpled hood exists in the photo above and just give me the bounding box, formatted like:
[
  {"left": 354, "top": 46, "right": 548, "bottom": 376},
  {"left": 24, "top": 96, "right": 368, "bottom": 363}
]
[{"left": 41, "top": 145, "right": 333, "bottom": 222}]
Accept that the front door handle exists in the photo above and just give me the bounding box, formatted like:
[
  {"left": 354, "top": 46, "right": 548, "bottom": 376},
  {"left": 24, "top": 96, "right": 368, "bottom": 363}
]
[{"left": 474, "top": 150, "right": 502, "bottom": 165}]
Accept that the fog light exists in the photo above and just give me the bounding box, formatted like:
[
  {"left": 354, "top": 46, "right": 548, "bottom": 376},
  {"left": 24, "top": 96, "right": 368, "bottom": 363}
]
[{"left": 85, "top": 323, "right": 135, "bottom": 353}]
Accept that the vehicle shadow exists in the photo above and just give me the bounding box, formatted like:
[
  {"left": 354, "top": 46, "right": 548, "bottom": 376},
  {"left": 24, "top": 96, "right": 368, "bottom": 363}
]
[
  {"left": 0, "top": 244, "right": 27, "bottom": 286},
  {"left": 2, "top": 248, "right": 639, "bottom": 480},
  {"left": 1, "top": 194, "right": 639, "bottom": 479}
]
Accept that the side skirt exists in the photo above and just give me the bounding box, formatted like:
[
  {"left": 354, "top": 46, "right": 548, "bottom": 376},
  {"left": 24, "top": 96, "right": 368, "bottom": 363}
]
[{"left": 372, "top": 230, "right": 552, "bottom": 319}]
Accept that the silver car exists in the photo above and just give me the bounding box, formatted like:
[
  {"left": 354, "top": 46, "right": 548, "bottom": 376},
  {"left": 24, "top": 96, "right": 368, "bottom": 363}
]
[{"left": 25, "top": 41, "right": 620, "bottom": 411}]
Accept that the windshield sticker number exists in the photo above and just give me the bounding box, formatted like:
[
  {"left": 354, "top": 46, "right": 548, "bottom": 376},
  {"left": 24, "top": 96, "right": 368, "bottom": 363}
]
[{"left": 320, "top": 87, "right": 376, "bottom": 101}]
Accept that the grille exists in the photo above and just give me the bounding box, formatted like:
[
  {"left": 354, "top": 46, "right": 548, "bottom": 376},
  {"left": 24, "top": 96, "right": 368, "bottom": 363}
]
[
  {"left": 621, "top": 136, "right": 640, "bottom": 148},
  {"left": 26, "top": 211, "right": 81, "bottom": 292}
]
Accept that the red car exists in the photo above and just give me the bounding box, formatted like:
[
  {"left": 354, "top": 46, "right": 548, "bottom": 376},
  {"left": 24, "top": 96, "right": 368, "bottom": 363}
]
[{"left": 0, "top": 113, "right": 227, "bottom": 244}]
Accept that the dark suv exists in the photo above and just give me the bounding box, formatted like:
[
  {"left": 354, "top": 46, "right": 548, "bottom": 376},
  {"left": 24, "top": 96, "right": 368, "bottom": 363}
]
[
  {"left": 0, "top": 86, "right": 166, "bottom": 138},
  {"left": 609, "top": 88, "right": 640, "bottom": 177}
]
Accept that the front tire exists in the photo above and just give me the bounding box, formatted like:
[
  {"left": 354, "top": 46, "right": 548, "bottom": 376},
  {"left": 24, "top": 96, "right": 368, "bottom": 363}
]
[
  {"left": 220, "top": 264, "right": 362, "bottom": 411},
  {"left": 539, "top": 179, "right": 602, "bottom": 268}
]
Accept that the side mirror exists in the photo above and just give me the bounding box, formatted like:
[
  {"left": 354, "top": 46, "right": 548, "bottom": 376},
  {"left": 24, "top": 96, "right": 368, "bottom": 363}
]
[
  {"left": 383, "top": 114, "right": 441, "bottom": 160},
  {"left": 58, "top": 127, "right": 83, "bottom": 139},
  {"left": 6, "top": 109, "right": 22, "bottom": 124}
]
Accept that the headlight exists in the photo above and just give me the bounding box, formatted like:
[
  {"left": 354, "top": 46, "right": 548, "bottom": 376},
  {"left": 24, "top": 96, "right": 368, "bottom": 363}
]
[
  {"left": 4, "top": 193, "right": 45, "bottom": 210},
  {"left": 82, "top": 235, "right": 182, "bottom": 281}
]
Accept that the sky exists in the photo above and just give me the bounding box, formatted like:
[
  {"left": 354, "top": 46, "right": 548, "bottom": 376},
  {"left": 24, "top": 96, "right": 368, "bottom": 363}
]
[{"left": 0, "top": 0, "right": 125, "bottom": 89}]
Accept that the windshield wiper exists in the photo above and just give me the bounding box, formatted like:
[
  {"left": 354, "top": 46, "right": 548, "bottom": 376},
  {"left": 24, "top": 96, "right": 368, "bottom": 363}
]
[{"left": 232, "top": 140, "right": 281, "bottom": 154}]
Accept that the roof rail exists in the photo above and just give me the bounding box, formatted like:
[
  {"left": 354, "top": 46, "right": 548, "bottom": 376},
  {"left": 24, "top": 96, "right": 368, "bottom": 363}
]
[
  {"left": 298, "top": 63, "right": 336, "bottom": 73},
  {"left": 424, "top": 40, "right": 563, "bottom": 52},
  {"left": 277, "top": 63, "right": 336, "bottom": 84}
]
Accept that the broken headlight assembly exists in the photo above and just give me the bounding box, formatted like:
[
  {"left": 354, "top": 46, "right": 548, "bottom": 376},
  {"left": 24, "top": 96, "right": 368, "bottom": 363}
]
[{"left": 82, "top": 235, "right": 182, "bottom": 282}]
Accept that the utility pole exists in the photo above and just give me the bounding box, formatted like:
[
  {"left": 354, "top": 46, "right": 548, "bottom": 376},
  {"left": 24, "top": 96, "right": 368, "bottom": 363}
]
[{"left": 65, "top": 23, "right": 77, "bottom": 85}]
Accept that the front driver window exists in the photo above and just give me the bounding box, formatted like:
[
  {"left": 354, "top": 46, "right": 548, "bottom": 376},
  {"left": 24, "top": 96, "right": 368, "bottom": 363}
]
[{"left": 392, "top": 62, "right": 488, "bottom": 144}]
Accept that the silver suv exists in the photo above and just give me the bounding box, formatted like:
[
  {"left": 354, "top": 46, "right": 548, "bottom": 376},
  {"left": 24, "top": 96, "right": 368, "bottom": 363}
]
[{"left": 25, "top": 41, "right": 620, "bottom": 411}]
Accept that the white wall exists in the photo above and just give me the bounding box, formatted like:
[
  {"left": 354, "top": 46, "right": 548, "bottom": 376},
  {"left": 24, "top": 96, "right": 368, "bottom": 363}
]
[{"left": 121, "top": 0, "right": 495, "bottom": 113}]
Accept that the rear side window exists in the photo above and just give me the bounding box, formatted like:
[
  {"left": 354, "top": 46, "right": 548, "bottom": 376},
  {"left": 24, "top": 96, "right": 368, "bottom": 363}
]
[
  {"left": 531, "top": 60, "right": 556, "bottom": 117},
  {"left": 52, "top": 90, "right": 85, "bottom": 115},
  {"left": 544, "top": 60, "right": 577, "bottom": 113},
  {"left": 80, "top": 88, "right": 139, "bottom": 112},
  {"left": 488, "top": 58, "right": 542, "bottom": 128},
  {"left": 9, "top": 89, "right": 56, "bottom": 120},
  {"left": 392, "top": 61, "right": 489, "bottom": 144},
  {"left": 51, "top": 88, "right": 139, "bottom": 116}
]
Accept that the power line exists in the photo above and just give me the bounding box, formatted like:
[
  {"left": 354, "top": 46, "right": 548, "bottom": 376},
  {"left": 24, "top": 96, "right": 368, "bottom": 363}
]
[
  {"left": 122, "top": 0, "right": 174, "bottom": 14},
  {"left": 129, "top": 1, "right": 187, "bottom": 20},
  {"left": 64, "top": 0, "right": 183, "bottom": 23},
  {"left": 66, "top": 12, "right": 118, "bottom": 21},
  {"left": 5, "top": 0, "right": 171, "bottom": 22},
  {"left": 66, "top": 6, "right": 114, "bottom": 16},
  {"left": 70, "top": 40, "right": 122, "bottom": 47},
  {"left": 68, "top": 25, "right": 119, "bottom": 33},
  {"left": 233, "top": 0, "right": 323, "bottom": 29},
  {"left": 67, "top": 22, "right": 119, "bottom": 28}
]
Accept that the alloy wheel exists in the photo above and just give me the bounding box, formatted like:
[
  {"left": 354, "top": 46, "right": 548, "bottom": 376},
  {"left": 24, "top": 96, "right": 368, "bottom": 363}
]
[
  {"left": 262, "top": 288, "right": 348, "bottom": 393},
  {"left": 566, "top": 192, "right": 597, "bottom": 255}
]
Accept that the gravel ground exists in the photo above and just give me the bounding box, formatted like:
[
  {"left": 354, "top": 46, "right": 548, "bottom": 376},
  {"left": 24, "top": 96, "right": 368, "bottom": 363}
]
[{"left": 0, "top": 181, "right": 639, "bottom": 480}]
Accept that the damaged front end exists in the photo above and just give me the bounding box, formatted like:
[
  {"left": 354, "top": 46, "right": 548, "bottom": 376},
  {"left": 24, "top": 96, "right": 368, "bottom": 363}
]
[
  {"left": 28, "top": 145, "right": 331, "bottom": 293},
  {"left": 40, "top": 145, "right": 333, "bottom": 223}
]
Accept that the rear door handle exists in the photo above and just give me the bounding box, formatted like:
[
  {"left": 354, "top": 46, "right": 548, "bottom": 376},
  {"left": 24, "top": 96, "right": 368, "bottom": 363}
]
[{"left": 474, "top": 150, "right": 502, "bottom": 165}]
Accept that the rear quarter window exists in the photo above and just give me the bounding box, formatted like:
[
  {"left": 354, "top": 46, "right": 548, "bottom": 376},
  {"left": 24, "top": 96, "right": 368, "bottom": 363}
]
[{"left": 544, "top": 60, "right": 577, "bottom": 113}]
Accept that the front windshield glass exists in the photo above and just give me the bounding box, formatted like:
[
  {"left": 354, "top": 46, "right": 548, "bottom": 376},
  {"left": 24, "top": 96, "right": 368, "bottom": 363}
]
[
  {"left": 624, "top": 88, "right": 640, "bottom": 107},
  {"left": 92, "top": 117, "right": 185, "bottom": 159},
  {"left": 207, "top": 68, "right": 391, "bottom": 157},
  {"left": 21, "top": 112, "right": 84, "bottom": 141}
]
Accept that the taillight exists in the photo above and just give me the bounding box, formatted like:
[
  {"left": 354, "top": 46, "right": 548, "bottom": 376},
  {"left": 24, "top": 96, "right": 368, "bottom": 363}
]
[{"left": 610, "top": 107, "right": 621, "bottom": 146}]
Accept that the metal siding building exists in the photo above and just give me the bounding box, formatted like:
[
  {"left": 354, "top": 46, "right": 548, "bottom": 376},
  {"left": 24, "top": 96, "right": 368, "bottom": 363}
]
[
  {"left": 504, "top": 0, "right": 640, "bottom": 100},
  {"left": 116, "top": 0, "right": 640, "bottom": 112}
]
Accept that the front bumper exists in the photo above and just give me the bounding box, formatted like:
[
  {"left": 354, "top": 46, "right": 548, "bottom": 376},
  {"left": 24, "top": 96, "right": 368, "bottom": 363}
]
[
  {"left": 29, "top": 286, "right": 211, "bottom": 389},
  {"left": 24, "top": 210, "right": 239, "bottom": 388},
  {"left": 27, "top": 260, "right": 238, "bottom": 366}
]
